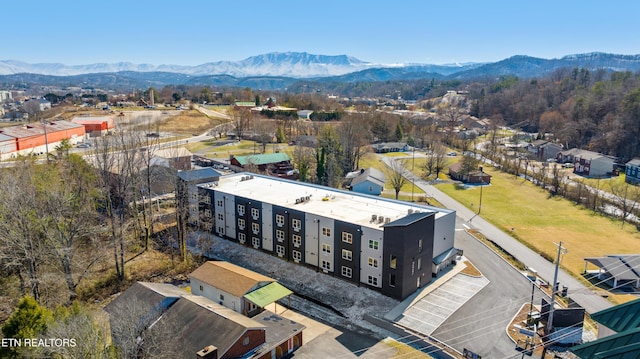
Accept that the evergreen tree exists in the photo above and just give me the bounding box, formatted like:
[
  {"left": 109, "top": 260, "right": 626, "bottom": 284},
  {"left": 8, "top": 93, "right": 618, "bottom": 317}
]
[
  {"left": 395, "top": 122, "right": 404, "bottom": 141},
  {"left": 2, "top": 296, "right": 53, "bottom": 358}
]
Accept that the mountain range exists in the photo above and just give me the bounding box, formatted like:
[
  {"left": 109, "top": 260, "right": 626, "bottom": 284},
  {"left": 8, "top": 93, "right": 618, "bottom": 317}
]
[{"left": 1, "top": 52, "right": 640, "bottom": 90}]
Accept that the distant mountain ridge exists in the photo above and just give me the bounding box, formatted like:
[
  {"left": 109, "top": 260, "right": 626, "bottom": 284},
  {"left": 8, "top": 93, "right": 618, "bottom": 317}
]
[
  {"left": 1, "top": 52, "right": 640, "bottom": 90},
  {"left": 0, "top": 52, "right": 374, "bottom": 78}
]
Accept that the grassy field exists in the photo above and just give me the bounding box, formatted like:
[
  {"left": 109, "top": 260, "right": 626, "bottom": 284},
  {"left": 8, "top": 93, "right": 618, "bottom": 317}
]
[
  {"left": 155, "top": 110, "right": 223, "bottom": 135},
  {"left": 434, "top": 166, "right": 640, "bottom": 280}
]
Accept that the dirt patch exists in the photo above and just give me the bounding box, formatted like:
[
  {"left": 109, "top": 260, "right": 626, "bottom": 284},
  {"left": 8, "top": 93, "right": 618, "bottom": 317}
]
[
  {"left": 155, "top": 110, "right": 224, "bottom": 135},
  {"left": 460, "top": 260, "right": 482, "bottom": 277}
]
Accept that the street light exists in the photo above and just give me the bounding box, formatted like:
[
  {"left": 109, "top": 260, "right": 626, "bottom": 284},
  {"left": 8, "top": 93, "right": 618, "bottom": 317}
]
[
  {"left": 478, "top": 166, "right": 483, "bottom": 215},
  {"left": 411, "top": 146, "right": 415, "bottom": 202}
]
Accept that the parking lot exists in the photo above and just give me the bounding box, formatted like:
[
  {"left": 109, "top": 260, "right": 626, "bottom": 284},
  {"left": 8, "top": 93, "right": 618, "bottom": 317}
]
[{"left": 394, "top": 274, "right": 489, "bottom": 336}]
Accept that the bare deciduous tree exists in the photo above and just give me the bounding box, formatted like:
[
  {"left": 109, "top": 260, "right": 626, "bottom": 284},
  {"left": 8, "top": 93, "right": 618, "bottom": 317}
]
[{"left": 386, "top": 160, "right": 408, "bottom": 199}]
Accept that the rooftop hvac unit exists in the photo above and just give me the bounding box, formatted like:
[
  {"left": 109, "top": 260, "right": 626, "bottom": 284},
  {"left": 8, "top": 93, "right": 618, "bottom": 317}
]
[
  {"left": 305, "top": 196, "right": 310, "bottom": 201},
  {"left": 249, "top": 175, "right": 254, "bottom": 180},
  {"left": 408, "top": 209, "right": 414, "bottom": 214},
  {"left": 295, "top": 198, "right": 301, "bottom": 204},
  {"left": 371, "top": 214, "right": 377, "bottom": 222},
  {"left": 385, "top": 217, "right": 391, "bottom": 224},
  {"left": 378, "top": 215, "right": 384, "bottom": 223},
  {"left": 300, "top": 197, "right": 305, "bottom": 203},
  {"left": 239, "top": 176, "right": 245, "bottom": 182}
]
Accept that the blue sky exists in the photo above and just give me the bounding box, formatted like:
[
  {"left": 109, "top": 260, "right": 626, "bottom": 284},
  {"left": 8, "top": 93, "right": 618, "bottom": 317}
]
[{"left": 4, "top": 0, "right": 640, "bottom": 66}]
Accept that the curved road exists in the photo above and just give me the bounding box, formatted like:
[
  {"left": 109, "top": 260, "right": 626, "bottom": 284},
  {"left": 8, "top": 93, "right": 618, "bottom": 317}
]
[{"left": 380, "top": 155, "right": 612, "bottom": 315}]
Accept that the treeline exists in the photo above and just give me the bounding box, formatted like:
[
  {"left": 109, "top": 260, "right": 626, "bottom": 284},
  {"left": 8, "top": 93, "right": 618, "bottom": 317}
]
[{"left": 470, "top": 68, "right": 640, "bottom": 161}]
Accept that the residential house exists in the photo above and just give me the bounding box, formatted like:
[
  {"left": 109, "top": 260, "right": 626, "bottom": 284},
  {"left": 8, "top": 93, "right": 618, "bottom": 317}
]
[
  {"left": 625, "top": 158, "right": 640, "bottom": 184},
  {"left": 371, "top": 142, "right": 409, "bottom": 153},
  {"left": 190, "top": 261, "right": 292, "bottom": 317},
  {"left": 347, "top": 168, "right": 386, "bottom": 196},
  {"left": 573, "top": 151, "right": 616, "bottom": 177},
  {"left": 230, "top": 153, "right": 297, "bottom": 179},
  {"left": 448, "top": 162, "right": 492, "bottom": 184},
  {"left": 571, "top": 298, "right": 640, "bottom": 358},
  {"left": 197, "top": 172, "right": 457, "bottom": 301},
  {"left": 104, "top": 281, "right": 304, "bottom": 359},
  {"left": 527, "top": 140, "right": 563, "bottom": 161}
]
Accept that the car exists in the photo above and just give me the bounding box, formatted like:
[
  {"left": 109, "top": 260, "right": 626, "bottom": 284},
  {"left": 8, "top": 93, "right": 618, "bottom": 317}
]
[
  {"left": 562, "top": 162, "right": 574, "bottom": 168},
  {"left": 77, "top": 143, "right": 91, "bottom": 148},
  {"left": 447, "top": 152, "right": 457, "bottom": 156}
]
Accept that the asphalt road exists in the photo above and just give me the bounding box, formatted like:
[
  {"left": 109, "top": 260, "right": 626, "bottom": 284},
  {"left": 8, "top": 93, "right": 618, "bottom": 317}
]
[{"left": 433, "top": 226, "right": 548, "bottom": 359}]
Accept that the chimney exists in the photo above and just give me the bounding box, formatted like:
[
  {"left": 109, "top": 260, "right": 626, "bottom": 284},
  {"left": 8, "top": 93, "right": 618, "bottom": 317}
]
[{"left": 196, "top": 345, "right": 218, "bottom": 359}]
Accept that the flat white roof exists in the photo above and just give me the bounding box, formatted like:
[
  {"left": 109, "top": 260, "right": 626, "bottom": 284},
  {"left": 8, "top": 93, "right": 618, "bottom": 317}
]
[{"left": 201, "top": 173, "right": 454, "bottom": 230}]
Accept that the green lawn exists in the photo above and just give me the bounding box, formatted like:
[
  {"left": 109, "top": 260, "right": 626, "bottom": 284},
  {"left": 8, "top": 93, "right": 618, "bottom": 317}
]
[{"left": 435, "top": 166, "right": 640, "bottom": 277}]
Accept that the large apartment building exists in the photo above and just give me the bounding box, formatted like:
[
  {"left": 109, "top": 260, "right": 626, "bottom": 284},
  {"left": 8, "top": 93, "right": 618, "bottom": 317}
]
[{"left": 197, "top": 173, "right": 457, "bottom": 300}]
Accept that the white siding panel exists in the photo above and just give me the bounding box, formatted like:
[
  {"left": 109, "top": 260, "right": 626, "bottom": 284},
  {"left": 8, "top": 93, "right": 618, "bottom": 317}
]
[
  {"left": 261, "top": 203, "right": 274, "bottom": 252},
  {"left": 360, "top": 227, "right": 383, "bottom": 288}
]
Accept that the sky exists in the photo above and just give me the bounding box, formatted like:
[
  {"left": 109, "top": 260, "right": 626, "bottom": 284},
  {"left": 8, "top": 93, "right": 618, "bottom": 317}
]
[{"left": 4, "top": 0, "right": 640, "bottom": 66}]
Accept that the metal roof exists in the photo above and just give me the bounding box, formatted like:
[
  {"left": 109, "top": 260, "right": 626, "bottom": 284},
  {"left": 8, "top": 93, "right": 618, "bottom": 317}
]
[
  {"left": 177, "top": 168, "right": 221, "bottom": 182},
  {"left": 570, "top": 326, "right": 640, "bottom": 358},
  {"left": 243, "top": 282, "right": 292, "bottom": 308},
  {"left": 585, "top": 256, "right": 640, "bottom": 281},
  {"left": 351, "top": 168, "right": 386, "bottom": 187},
  {"left": 591, "top": 298, "right": 640, "bottom": 333},
  {"left": 234, "top": 152, "right": 290, "bottom": 166},
  {"left": 383, "top": 211, "right": 434, "bottom": 227}
]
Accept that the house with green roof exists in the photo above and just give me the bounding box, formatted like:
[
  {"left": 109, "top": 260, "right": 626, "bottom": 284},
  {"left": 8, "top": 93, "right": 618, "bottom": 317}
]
[
  {"left": 230, "top": 153, "right": 298, "bottom": 180},
  {"left": 571, "top": 298, "right": 640, "bottom": 358}
]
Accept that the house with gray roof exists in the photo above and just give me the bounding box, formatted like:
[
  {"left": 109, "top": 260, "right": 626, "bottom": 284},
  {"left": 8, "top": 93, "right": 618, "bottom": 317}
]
[
  {"left": 625, "top": 158, "right": 640, "bottom": 184},
  {"left": 348, "top": 168, "right": 386, "bottom": 196}
]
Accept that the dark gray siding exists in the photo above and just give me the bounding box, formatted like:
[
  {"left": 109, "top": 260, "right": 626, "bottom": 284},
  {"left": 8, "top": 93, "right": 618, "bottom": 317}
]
[
  {"left": 381, "top": 213, "right": 435, "bottom": 300},
  {"left": 334, "top": 220, "right": 361, "bottom": 284}
]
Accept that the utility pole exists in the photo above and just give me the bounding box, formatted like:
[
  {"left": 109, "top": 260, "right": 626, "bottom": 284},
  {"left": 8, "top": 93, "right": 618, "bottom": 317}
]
[
  {"left": 478, "top": 166, "right": 483, "bottom": 215},
  {"left": 543, "top": 241, "right": 568, "bottom": 358}
]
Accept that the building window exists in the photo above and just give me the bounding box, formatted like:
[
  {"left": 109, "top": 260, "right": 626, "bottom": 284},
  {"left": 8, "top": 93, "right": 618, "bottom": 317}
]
[
  {"left": 237, "top": 204, "right": 245, "bottom": 216},
  {"left": 252, "top": 222, "right": 259, "bottom": 234},
  {"left": 418, "top": 239, "right": 423, "bottom": 253},
  {"left": 389, "top": 273, "right": 396, "bottom": 287},
  {"left": 276, "top": 230, "right": 285, "bottom": 242},
  {"left": 341, "top": 266, "right": 352, "bottom": 278},
  {"left": 390, "top": 255, "right": 397, "bottom": 269},
  {"left": 322, "top": 244, "right": 331, "bottom": 254},
  {"left": 238, "top": 218, "right": 245, "bottom": 230},
  {"left": 292, "top": 250, "right": 302, "bottom": 262},
  {"left": 238, "top": 233, "right": 246, "bottom": 244},
  {"left": 199, "top": 285, "right": 203, "bottom": 291},
  {"left": 322, "top": 227, "right": 331, "bottom": 237},
  {"left": 251, "top": 207, "right": 259, "bottom": 220},
  {"left": 276, "top": 245, "right": 285, "bottom": 257},
  {"left": 243, "top": 337, "right": 249, "bottom": 346},
  {"left": 203, "top": 195, "right": 211, "bottom": 204},
  {"left": 412, "top": 259, "right": 415, "bottom": 275},
  {"left": 217, "top": 213, "right": 223, "bottom": 221},
  {"left": 367, "top": 276, "right": 378, "bottom": 286},
  {"left": 190, "top": 193, "right": 197, "bottom": 201},
  {"left": 216, "top": 200, "right": 223, "bottom": 207},
  {"left": 292, "top": 234, "right": 302, "bottom": 247},
  {"left": 252, "top": 237, "right": 260, "bottom": 248},
  {"left": 321, "top": 260, "right": 331, "bottom": 271},
  {"left": 368, "top": 239, "right": 379, "bottom": 250},
  {"left": 218, "top": 226, "right": 224, "bottom": 234},
  {"left": 342, "top": 232, "right": 353, "bottom": 244},
  {"left": 220, "top": 294, "right": 224, "bottom": 301},
  {"left": 368, "top": 257, "right": 378, "bottom": 268},
  {"left": 204, "top": 209, "right": 211, "bottom": 218},
  {"left": 292, "top": 218, "right": 301, "bottom": 232},
  {"left": 417, "top": 257, "right": 422, "bottom": 270},
  {"left": 342, "top": 249, "right": 352, "bottom": 261},
  {"left": 276, "top": 214, "right": 285, "bottom": 227}
]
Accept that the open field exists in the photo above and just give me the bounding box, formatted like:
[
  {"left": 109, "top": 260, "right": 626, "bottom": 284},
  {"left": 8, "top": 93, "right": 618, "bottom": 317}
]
[
  {"left": 435, "top": 166, "right": 640, "bottom": 281},
  {"left": 154, "top": 110, "right": 223, "bottom": 135}
]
